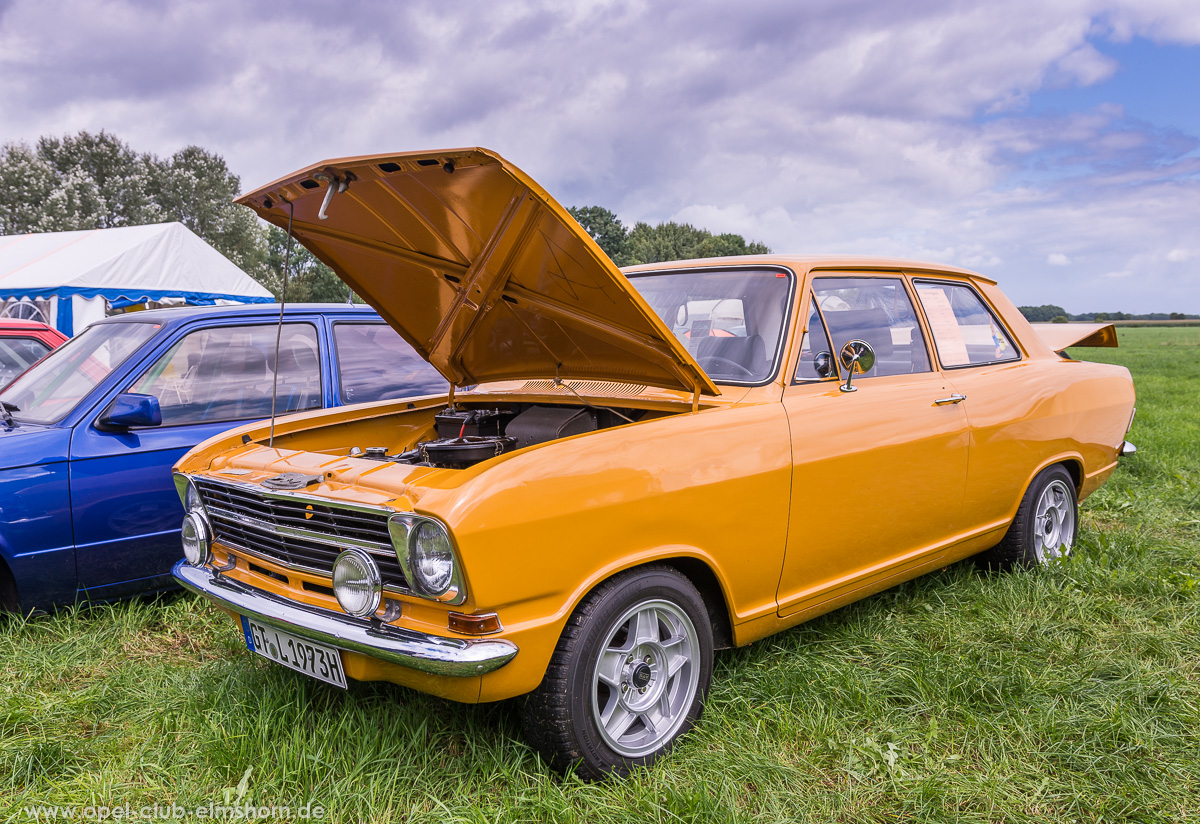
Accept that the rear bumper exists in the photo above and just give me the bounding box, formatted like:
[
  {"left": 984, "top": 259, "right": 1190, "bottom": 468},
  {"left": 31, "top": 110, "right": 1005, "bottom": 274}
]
[{"left": 172, "top": 561, "right": 518, "bottom": 677}]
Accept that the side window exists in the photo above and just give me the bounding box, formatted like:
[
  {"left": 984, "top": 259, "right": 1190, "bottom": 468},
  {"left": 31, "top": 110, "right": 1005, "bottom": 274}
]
[
  {"left": 811, "top": 277, "right": 932, "bottom": 378},
  {"left": 0, "top": 337, "right": 52, "bottom": 385},
  {"left": 130, "top": 323, "right": 321, "bottom": 425},
  {"left": 333, "top": 323, "right": 448, "bottom": 404},
  {"left": 914, "top": 282, "right": 1020, "bottom": 367},
  {"left": 794, "top": 299, "right": 837, "bottom": 381}
]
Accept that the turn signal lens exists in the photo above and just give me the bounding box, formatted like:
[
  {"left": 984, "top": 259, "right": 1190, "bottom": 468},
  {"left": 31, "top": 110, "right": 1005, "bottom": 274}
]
[{"left": 448, "top": 612, "right": 502, "bottom": 635}]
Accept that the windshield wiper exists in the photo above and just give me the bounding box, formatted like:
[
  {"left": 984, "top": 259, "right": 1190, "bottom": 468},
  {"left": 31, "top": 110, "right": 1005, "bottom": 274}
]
[{"left": 1, "top": 401, "right": 19, "bottom": 428}]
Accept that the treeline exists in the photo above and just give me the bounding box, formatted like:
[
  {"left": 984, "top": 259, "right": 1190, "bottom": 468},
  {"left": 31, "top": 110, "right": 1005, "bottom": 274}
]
[
  {"left": 0, "top": 131, "right": 769, "bottom": 304},
  {"left": 1018, "top": 305, "right": 1198, "bottom": 322},
  {"left": 568, "top": 206, "right": 769, "bottom": 266}
]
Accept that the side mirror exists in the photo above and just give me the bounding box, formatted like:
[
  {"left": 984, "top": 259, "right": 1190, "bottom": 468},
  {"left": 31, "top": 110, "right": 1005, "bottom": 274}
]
[
  {"left": 99, "top": 393, "right": 162, "bottom": 429},
  {"left": 814, "top": 351, "right": 833, "bottom": 378},
  {"left": 838, "top": 340, "right": 875, "bottom": 393}
]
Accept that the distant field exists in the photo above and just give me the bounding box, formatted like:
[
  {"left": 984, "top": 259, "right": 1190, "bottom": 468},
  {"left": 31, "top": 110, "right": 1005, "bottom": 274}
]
[
  {"left": 1110, "top": 319, "right": 1200, "bottom": 327},
  {"left": 3, "top": 328, "right": 1197, "bottom": 823}
]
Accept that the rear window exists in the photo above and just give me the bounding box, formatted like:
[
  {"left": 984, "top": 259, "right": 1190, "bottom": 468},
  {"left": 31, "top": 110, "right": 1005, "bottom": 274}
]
[{"left": 333, "top": 323, "right": 448, "bottom": 404}]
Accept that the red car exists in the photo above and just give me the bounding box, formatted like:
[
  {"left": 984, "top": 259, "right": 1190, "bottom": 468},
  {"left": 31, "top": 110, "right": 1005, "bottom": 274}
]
[{"left": 0, "top": 319, "right": 68, "bottom": 389}]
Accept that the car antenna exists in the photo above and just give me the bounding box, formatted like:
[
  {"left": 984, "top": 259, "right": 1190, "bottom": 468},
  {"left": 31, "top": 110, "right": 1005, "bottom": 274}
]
[{"left": 269, "top": 198, "right": 295, "bottom": 449}]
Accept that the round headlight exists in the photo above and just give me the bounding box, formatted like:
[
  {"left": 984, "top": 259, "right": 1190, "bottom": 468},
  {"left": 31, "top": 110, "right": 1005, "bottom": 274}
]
[
  {"left": 332, "top": 548, "right": 382, "bottom": 618},
  {"left": 411, "top": 520, "right": 455, "bottom": 597},
  {"left": 181, "top": 512, "right": 211, "bottom": 566}
]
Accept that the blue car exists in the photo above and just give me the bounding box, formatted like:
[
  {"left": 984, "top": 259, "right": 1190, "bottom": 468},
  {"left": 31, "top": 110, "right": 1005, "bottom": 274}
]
[{"left": 0, "top": 303, "right": 446, "bottom": 613}]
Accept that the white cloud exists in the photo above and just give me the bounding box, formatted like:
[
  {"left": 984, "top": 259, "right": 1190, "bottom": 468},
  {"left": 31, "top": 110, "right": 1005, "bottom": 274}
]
[{"left": 0, "top": 0, "right": 1197, "bottom": 312}]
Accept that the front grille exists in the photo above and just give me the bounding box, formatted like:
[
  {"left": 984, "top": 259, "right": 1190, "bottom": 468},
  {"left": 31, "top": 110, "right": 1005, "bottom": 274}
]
[{"left": 194, "top": 478, "right": 408, "bottom": 590}]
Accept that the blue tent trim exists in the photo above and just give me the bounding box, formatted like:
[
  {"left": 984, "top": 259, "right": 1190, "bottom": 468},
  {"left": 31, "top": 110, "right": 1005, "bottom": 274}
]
[
  {"left": 0, "top": 287, "right": 274, "bottom": 304},
  {"left": 0, "top": 288, "right": 274, "bottom": 335},
  {"left": 55, "top": 298, "right": 72, "bottom": 336}
]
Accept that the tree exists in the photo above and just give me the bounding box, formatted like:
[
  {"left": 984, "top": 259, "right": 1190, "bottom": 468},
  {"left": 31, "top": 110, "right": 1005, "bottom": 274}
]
[
  {"left": 265, "top": 225, "right": 356, "bottom": 303},
  {"left": 0, "top": 130, "right": 268, "bottom": 286},
  {"left": 1018, "top": 304, "right": 1069, "bottom": 322},
  {"left": 568, "top": 206, "right": 632, "bottom": 266},
  {"left": 569, "top": 206, "right": 770, "bottom": 267}
]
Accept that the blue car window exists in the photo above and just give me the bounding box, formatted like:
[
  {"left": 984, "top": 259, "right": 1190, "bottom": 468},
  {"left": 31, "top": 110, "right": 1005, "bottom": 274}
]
[
  {"left": 0, "top": 336, "right": 52, "bottom": 387},
  {"left": 131, "top": 323, "right": 321, "bottom": 425},
  {"left": 333, "top": 323, "right": 447, "bottom": 404}
]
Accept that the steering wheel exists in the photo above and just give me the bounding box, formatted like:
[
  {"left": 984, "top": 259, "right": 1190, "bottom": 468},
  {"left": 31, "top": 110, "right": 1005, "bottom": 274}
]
[{"left": 697, "top": 355, "right": 756, "bottom": 378}]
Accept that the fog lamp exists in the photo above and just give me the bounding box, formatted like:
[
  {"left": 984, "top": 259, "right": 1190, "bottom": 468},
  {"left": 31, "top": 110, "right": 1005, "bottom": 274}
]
[
  {"left": 332, "top": 548, "right": 382, "bottom": 618},
  {"left": 181, "top": 512, "right": 212, "bottom": 566}
]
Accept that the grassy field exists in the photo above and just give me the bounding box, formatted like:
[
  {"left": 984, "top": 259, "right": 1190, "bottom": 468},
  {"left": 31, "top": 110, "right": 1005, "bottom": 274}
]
[{"left": 3, "top": 328, "right": 1198, "bottom": 823}]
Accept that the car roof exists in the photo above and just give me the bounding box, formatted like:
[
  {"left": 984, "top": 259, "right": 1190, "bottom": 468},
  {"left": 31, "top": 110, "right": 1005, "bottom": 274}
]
[
  {"left": 622, "top": 255, "right": 995, "bottom": 284},
  {"left": 93, "top": 302, "right": 381, "bottom": 327},
  {"left": 0, "top": 318, "right": 57, "bottom": 331}
]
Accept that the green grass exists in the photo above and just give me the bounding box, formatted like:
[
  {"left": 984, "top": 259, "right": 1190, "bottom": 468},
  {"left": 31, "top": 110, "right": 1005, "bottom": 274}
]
[{"left": 3, "top": 327, "right": 1198, "bottom": 823}]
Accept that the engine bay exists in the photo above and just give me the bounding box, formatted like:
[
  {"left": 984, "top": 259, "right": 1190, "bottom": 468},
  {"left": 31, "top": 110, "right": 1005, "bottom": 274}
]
[{"left": 350, "top": 403, "right": 644, "bottom": 470}]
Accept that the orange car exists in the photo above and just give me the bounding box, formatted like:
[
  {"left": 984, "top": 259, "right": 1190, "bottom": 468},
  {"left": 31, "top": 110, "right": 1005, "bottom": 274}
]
[{"left": 172, "top": 148, "right": 1136, "bottom": 779}]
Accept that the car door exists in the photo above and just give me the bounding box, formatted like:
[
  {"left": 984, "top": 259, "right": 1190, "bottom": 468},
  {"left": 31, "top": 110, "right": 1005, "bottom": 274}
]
[
  {"left": 910, "top": 279, "right": 1032, "bottom": 535},
  {"left": 69, "top": 318, "right": 325, "bottom": 596},
  {"left": 777, "top": 275, "right": 970, "bottom": 616}
]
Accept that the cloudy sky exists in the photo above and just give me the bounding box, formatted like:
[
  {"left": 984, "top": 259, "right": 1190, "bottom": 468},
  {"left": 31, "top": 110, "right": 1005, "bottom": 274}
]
[{"left": 2, "top": 0, "right": 1198, "bottom": 313}]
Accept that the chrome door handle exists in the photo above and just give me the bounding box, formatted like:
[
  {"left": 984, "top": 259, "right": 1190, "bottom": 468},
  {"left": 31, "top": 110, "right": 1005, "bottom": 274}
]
[{"left": 933, "top": 394, "right": 967, "bottom": 405}]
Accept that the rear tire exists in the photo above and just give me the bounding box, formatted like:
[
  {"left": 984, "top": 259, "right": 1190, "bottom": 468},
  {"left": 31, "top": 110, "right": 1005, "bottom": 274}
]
[
  {"left": 977, "top": 464, "right": 1078, "bottom": 571},
  {"left": 521, "top": 565, "right": 713, "bottom": 780}
]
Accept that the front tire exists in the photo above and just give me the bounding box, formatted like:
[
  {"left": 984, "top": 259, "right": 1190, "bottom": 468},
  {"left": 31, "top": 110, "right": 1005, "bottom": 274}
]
[
  {"left": 977, "top": 464, "right": 1078, "bottom": 570},
  {"left": 521, "top": 565, "right": 714, "bottom": 780}
]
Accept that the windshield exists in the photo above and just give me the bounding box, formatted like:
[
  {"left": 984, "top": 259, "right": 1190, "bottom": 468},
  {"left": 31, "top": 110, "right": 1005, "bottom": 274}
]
[
  {"left": 0, "top": 322, "right": 159, "bottom": 424},
  {"left": 628, "top": 268, "right": 792, "bottom": 384}
]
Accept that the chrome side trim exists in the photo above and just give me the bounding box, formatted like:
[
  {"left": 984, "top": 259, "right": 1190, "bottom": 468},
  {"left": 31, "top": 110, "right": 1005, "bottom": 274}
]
[{"left": 173, "top": 561, "right": 517, "bottom": 677}]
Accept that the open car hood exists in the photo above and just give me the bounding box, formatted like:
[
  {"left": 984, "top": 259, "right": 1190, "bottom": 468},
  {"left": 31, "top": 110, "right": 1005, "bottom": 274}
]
[
  {"left": 1029, "top": 322, "right": 1118, "bottom": 352},
  {"left": 237, "top": 148, "right": 719, "bottom": 396}
]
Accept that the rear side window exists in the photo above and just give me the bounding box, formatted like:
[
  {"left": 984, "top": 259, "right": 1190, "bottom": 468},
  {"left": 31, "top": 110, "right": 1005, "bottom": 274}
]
[
  {"left": 333, "top": 323, "right": 447, "bottom": 404},
  {"left": 914, "top": 282, "right": 1020, "bottom": 367},
  {"left": 130, "top": 323, "right": 321, "bottom": 425},
  {"left": 0, "top": 337, "right": 52, "bottom": 385}
]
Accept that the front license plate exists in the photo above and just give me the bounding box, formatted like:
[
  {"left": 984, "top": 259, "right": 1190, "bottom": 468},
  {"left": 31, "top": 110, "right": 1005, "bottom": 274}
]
[{"left": 241, "top": 616, "right": 347, "bottom": 689}]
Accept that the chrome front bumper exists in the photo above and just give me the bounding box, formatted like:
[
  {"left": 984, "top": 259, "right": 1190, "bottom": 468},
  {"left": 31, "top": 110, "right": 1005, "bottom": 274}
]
[{"left": 172, "top": 561, "right": 518, "bottom": 677}]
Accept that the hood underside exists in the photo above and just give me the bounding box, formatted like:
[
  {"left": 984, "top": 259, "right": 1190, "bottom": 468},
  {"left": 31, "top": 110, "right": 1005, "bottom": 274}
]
[{"left": 237, "top": 148, "right": 718, "bottom": 396}]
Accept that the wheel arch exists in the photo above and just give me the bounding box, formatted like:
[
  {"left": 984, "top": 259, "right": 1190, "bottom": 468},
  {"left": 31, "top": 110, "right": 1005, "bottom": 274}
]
[{"left": 560, "top": 550, "right": 737, "bottom": 653}]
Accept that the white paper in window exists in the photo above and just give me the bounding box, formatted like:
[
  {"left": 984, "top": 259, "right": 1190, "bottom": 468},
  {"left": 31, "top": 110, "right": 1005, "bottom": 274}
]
[{"left": 919, "top": 288, "right": 970, "bottom": 366}]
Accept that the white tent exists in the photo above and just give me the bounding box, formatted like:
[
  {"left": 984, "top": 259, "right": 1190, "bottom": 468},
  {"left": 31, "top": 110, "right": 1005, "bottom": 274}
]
[{"left": 0, "top": 222, "right": 273, "bottom": 335}]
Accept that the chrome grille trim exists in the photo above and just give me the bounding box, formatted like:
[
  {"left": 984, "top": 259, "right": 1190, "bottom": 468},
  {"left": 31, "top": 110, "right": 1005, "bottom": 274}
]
[{"left": 192, "top": 476, "right": 409, "bottom": 592}]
